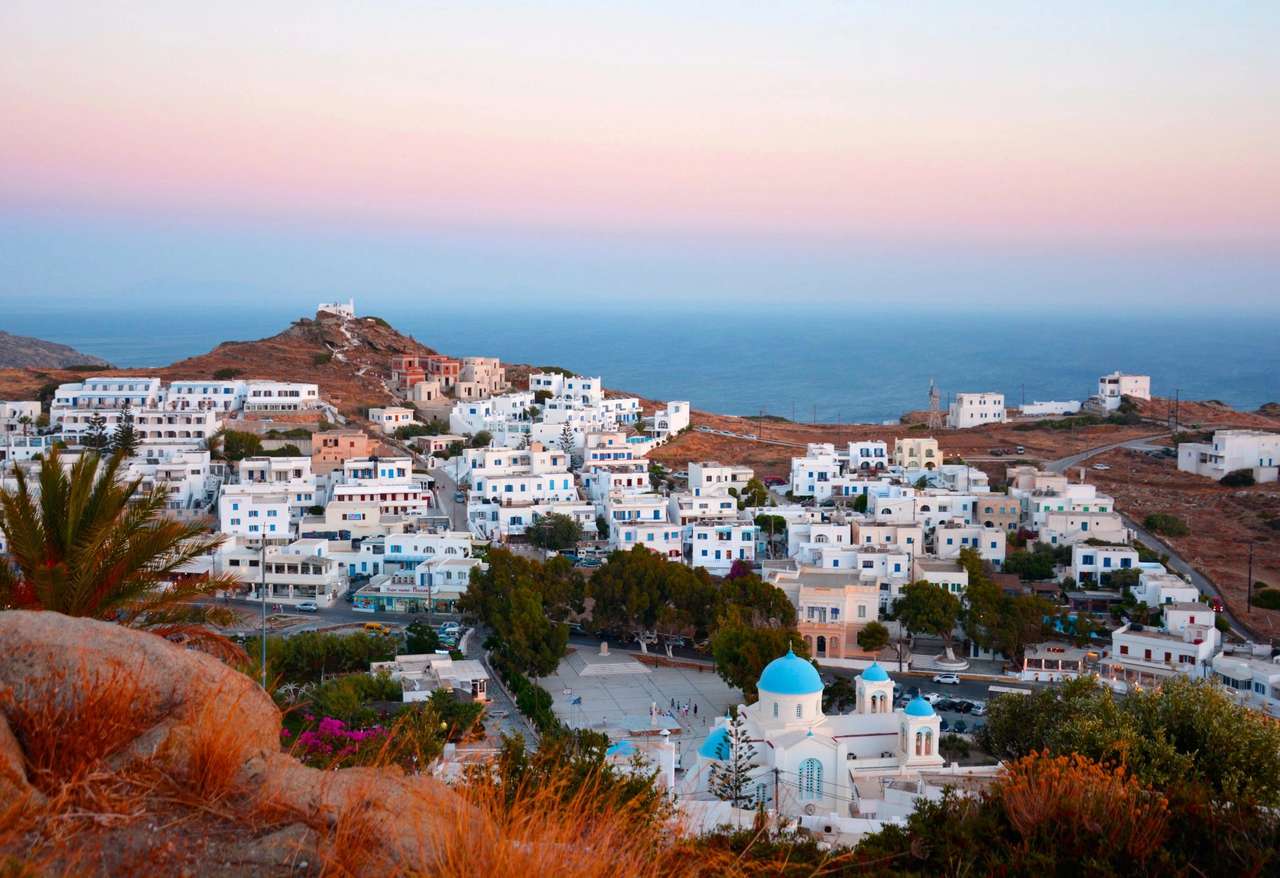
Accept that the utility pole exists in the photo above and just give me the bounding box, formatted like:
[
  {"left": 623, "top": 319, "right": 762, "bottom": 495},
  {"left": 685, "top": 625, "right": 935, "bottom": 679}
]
[
  {"left": 1247, "top": 540, "right": 1255, "bottom": 613},
  {"left": 259, "top": 540, "right": 267, "bottom": 690}
]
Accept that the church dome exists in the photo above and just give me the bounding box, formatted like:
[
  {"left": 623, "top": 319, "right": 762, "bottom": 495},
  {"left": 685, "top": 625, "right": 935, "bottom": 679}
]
[
  {"left": 860, "top": 661, "right": 890, "bottom": 683},
  {"left": 904, "top": 696, "right": 935, "bottom": 717},
  {"left": 699, "top": 726, "right": 731, "bottom": 759},
  {"left": 758, "top": 648, "right": 823, "bottom": 695}
]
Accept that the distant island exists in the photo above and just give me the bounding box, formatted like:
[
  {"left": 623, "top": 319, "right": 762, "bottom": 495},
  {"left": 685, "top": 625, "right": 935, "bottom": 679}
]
[{"left": 0, "top": 330, "right": 112, "bottom": 369}]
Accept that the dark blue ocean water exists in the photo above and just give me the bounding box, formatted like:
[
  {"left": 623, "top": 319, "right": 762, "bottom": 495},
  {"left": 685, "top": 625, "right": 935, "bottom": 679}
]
[{"left": 3, "top": 302, "right": 1277, "bottom": 423}]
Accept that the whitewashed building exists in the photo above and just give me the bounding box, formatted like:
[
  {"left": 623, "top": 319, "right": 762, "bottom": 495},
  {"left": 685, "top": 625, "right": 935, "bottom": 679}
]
[
  {"left": 688, "top": 523, "right": 757, "bottom": 574},
  {"left": 1096, "top": 372, "right": 1150, "bottom": 410},
  {"left": 243, "top": 381, "right": 320, "bottom": 413},
  {"left": 946, "top": 392, "right": 1006, "bottom": 429},
  {"left": 1178, "top": 430, "right": 1280, "bottom": 484}
]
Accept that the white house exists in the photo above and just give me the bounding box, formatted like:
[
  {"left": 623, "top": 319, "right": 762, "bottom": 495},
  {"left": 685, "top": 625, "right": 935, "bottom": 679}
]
[
  {"left": 1100, "top": 604, "right": 1220, "bottom": 691},
  {"left": 1097, "top": 372, "right": 1150, "bottom": 410},
  {"left": 219, "top": 538, "right": 345, "bottom": 607},
  {"left": 219, "top": 487, "right": 293, "bottom": 544},
  {"left": 368, "top": 406, "right": 416, "bottom": 435},
  {"left": 1020, "top": 400, "right": 1081, "bottom": 416},
  {"left": 685, "top": 656, "right": 942, "bottom": 817},
  {"left": 1213, "top": 650, "right": 1280, "bottom": 719},
  {"left": 1131, "top": 569, "right": 1200, "bottom": 608},
  {"left": 615, "top": 522, "right": 684, "bottom": 560},
  {"left": 51, "top": 377, "right": 164, "bottom": 423},
  {"left": 669, "top": 492, "right": 740, "bottom": 526},
  {"left": 688, "top": 523, "right": 757, "bottom": 574},
  {"left": 330, "top": 456, "right": 433, "bottom": 518},
  {"left": 243, "top": 381, "right": 320, "bottom": 413},
  {"left": 946, "top": 393, "right": 1005, "bottom": 429},
  {"left": 0, "top": 401, "right": 41, "bottom": 432},
  {"left": 165, "top": 380, "right": 248, "bottom": 413},
  {"left": 790, "top": 445, "right": 843, "bottom": 500},
  {"left": 371, "top": 654, "right": 489, "bottom": 703},
  {"left": 1071, "top": 544, "right": 1139, "bottom": 584},
  {"left": 1178, "top": 430, "right": 1280, "bottom": 484},
  {"left": 933, "top": 522, "right": 1006, "bottom": 566},
  {"left": 688, "top": 461, "right": 753, "bottom": 497}
]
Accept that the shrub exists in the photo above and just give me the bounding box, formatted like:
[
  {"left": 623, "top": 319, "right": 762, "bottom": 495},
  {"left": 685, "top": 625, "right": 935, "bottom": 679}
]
[
  {"left": 1144, "top": 513, "right": 1190, "bottom": 537},
  {"left": 212, "top": 367, "right": 243, "bottom": 379},
  {"left": 1254, "top": 589, "right": 1280, "bottom": 611},
  {"left": 312, "top": 352, "right": 333, "bottom": 366},
  {"left": 1220, "top": 469, "right": 1256, "bottom": 487}
]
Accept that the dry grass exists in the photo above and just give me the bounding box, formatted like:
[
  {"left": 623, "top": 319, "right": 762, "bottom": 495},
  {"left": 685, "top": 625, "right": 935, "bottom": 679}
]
[
  {"left": 167, "top": 686, "right": 257, "bottom": 805},
  {"left": 1, "top": 661, "right": 165, "bottom": 793}
]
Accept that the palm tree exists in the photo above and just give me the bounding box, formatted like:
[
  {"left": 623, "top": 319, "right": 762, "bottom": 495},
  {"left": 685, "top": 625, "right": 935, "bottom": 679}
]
[{"left": 0, "top": 446, "right": 241, "bottom": 658}]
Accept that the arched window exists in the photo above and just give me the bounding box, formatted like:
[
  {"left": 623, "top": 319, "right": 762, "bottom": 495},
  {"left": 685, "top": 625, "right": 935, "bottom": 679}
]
[
  {"left": 829, "top": 636, "right": 839, "bottom": 656},
  {"left": 799, "top": 758, "right": 823, "bottom": 800},
  {"left": 804, "top": 635, "right": 814, "bottom": 653},
  {"left": 915, "top": 731, "right": 923, "bottom": 756},
  {"left": 773, "top": 702, "right": 779, "bottom": 719},
  {"left": 925, "top": 730, "right": 933, "bottom": 756},
  {"left": 816, "top": 635, "right": 826, "bottom": 656},
  {"left": 900, "top": 725, "right": 907, "bottom": 751},
  {"left": 814, "top": 534, "right": 828, "bottom": 544},
  {"left": 919, "top": 504, "right": 932, "bottom": 513}
]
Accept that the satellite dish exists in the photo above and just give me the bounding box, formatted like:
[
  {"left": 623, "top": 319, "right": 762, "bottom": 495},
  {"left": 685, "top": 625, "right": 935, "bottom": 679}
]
[{"left": 803, "top": 803, "right": 817, "bottom": 816}]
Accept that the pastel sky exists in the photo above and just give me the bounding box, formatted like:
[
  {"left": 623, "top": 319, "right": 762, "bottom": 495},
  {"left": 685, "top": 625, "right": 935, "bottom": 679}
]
[{"left": 2, "top": 1, "right": 1278, "bottom": 309}]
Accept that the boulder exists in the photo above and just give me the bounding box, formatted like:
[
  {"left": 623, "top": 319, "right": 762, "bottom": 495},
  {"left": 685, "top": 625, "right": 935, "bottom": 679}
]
[{"left": 0, "top": 611, "right": 466, "bottom": 870}]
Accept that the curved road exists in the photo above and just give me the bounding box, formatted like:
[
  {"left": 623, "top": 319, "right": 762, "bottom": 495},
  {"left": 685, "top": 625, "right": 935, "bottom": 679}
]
[{"left": 1042, "top": 431, "right": 1250, "bottom": 638}]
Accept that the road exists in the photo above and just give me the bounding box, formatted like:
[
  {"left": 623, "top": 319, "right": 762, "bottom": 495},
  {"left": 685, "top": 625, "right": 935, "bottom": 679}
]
[{"left": 1039, "top": 431, "right": 1253, "bottom": 638}]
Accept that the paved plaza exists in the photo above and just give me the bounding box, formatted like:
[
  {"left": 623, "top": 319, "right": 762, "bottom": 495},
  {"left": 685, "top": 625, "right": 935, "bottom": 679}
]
[{"left": 542, "top": 647, "right": 744, "bottom": 766}]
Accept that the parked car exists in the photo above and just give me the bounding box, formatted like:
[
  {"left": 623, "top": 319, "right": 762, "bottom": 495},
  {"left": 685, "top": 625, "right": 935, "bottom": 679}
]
[
  {"left": 1092, "top": 463, "right": 1111, "bottom": 471},
  {"left": 363, "top": 622, "right": 392, "bottom": 635},
  {"left": 453, "top": 490, "right": 466, "bottom": 502},
  {"left": 892, "top": 684, "right": 903, "bottom": 699},
  {"left": 935, "top": 699, "right": 957, "bottom": 712},
  {"left": 990, "top": 449, "right": 1004, "bottom": 457},
  {"left": 922, "top": 692, "right": 942, "bottom": 705},
  {"left": 952, "top": 720, "right": 968, "bottom": 734},
  {"left": 296, "top": 601, "right": 318, "bottom": 613},
  {"left": 932, "top": 673, "right": 961, "bottom": 685},
  {"left": 906, "top": 686, "right": 920, "bottom": 698},
  {"left": 953, "top": 700, "right": 973, "bottom": 713},
  {"left": 939, "top": 718, "right": 951, "bottom": 732},
  {"left": 971, "top": 702, "right": 988, "bottom": 716},
  {"left": 1016, "top": 446, "right": 1025, "bottom": 455}
]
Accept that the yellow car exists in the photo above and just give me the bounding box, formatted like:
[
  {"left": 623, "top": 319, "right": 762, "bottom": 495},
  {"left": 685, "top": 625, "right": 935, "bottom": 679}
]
[{"left": 362, "top": 622, "right": 392, "bottom": 635}]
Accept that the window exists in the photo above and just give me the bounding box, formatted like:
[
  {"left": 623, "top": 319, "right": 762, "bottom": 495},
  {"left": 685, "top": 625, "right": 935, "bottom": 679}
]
[
  {"left": 799, "top": 758, "right": 823, "bottom": 800},
  {"left": 795, "top": 704, "right": 803, "bottom": 718}
]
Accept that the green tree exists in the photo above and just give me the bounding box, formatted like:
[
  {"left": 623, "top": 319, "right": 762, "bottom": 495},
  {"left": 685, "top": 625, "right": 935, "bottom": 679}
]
[
  {"left": 213, "top": 429, "right": 263, "bottom": 462},
  {"left": 737, "top": 477, "right": 769, "bottom": 509},
  {"left": 708, "top": 708, "right": 760, "bottom": 805},
  {"left": 856, "top": 619, "right": 890, "bottom": 653},
  {"left": 558, "top": 423, "right": 575, "bottom": 456},
  {"left": 109, "top": 402, "right": 139, "bottom": 457},
  {"left": 526, "top": 512, "right": 584, "bottom": 552},
  {"left": 959, "top": 547, "right": 1050, "bottom": 659},
  {"left": 82, "top": 412, "right": 109, "bottom": 451},
  {"left": 405, "top": 619, "right": 441, "bottom": 653},
  {"left": 1002, "top": 544, "right": 1060, "bottom": 580},
  {"left": 851, "top": 493, "right": 868, "bottom": 513},
  {"left": 470, "top": 430, "right": 493, "bottom": 448},
  {"left": 0, "top": 447, "right": 237, "bottom": 655},
  {"left": 892, "top": 580, "right": 962, "bottom": 653},
  {"left": 709, "top": 606, "right": 807, "bottom": 700},
  {"left": 460, "top": 549, "right": 568, "bottom": 678}
]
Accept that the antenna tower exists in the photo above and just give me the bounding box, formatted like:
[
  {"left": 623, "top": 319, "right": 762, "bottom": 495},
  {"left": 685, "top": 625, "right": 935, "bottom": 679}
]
[{"left": 927, "top": 379, "right": 943, "bottom": 430}]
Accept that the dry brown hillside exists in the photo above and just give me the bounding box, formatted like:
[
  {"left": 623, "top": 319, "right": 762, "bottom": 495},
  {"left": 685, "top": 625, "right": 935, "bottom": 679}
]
[{"left": 0, "top": 312, "right": 437, "bottom": 419}]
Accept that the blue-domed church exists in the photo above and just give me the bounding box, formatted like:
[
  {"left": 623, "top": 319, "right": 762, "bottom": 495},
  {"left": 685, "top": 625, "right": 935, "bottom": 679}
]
[{"left": 688, "top": 650, "right": 943, "bottom": 816}]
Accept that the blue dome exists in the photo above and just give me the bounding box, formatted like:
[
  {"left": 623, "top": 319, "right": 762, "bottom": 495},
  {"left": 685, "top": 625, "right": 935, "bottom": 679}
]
[
  {"left": 757, "top": 648, "right": 823, "bottom": 695},
  {"left": 699, "top": 726, "right": 731, "bottom": 759},
  {"left": 904, "top": 696, "right": 935, "bottom": 717},
  {"left": 860, "top": 661, "right": 890, "bottom": 683},
  {"left": 606, "top": 740, "right": 635, "bottom": 758}
]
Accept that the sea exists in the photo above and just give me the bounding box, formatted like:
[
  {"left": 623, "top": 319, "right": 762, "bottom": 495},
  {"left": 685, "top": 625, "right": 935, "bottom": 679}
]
[{"left": 3, "top": 302, "right": 1277, "bottom": 424}]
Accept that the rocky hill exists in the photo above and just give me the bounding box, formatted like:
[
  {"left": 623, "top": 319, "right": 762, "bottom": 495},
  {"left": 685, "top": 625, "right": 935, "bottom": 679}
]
[
  {"left": 0, "top": 330, "right": 111, "bottom": 369},
  {"left": 0, "top": 311, "right": 436, "bottom": 418}
]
